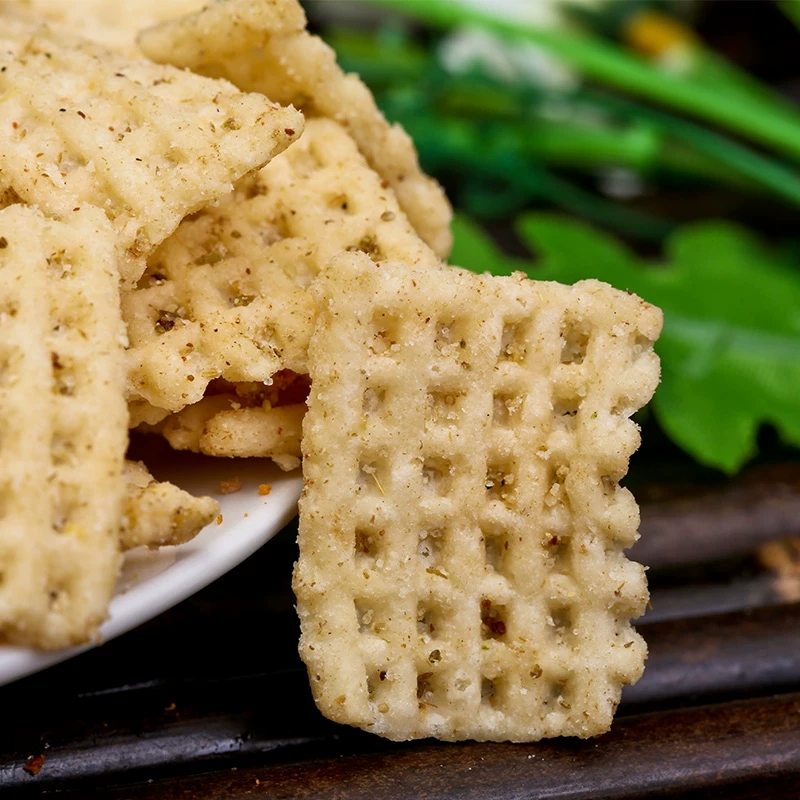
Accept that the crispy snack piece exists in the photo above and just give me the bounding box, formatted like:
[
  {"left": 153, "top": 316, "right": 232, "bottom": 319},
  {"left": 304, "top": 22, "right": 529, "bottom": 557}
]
[
  {"left": 144, "top": 377, "right": 307, "bottom": 472},
  {"left": 124, "top": 117, "right": 439, "bottom": 419},
  {"left": 0, "top": 17, "right": 303, "bottom": 286},
  {"left": 0, "top": 205, "right": 128, "bottom": 649},
  {"left": 2, "top": 0, "right": 207, "bottom": 55},
  {"left": 154, "top": 400, "right": 304, "bottom": 472},
  {"left": 294, "top": 253, "right": 662, "bottom": 742},
  {"left": 121, "top": 460, "right": 219, "bottom": 551},
  {"left": 138, "top": 0, "right": 453, "bottom": 259}
]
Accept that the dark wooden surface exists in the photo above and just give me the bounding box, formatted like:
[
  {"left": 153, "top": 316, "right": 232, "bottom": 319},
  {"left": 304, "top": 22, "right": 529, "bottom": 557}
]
[
  {"left": 81, "top": 693, "right": 800, "bottom": 800},
  {"left": 2, "top": 466, "right": 800, "bottom": 798}
]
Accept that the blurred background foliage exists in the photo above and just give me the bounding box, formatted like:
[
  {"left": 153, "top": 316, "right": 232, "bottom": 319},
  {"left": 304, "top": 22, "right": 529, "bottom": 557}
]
[{"left": 304, "top": 0, "right": 800, "bottom": 478}]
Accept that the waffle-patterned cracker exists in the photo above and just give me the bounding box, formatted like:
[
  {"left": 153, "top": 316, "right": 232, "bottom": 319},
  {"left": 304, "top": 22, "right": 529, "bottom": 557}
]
[
  {"left": 0, "top": 205, "right": 128, "bottom": 649},
  {"left": 0, "top": 17, "right": 303, "bottom": 286},
  {"left": 121, "top": 460, "right": 220, "bottom": 551},
  {"left": 294, "top": 253, "right": 662, "bottom": 741},
  {"left": 125, "top": 117, "right": 439, "bottom": 433},
  {"left": 138, "top": 0, "right": 453, "bottom": 259}
]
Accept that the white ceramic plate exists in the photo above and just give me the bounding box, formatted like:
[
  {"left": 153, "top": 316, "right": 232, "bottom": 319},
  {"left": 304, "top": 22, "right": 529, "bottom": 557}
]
[{"left": 0, "top": 447, "right": 302, "bottom": 687}]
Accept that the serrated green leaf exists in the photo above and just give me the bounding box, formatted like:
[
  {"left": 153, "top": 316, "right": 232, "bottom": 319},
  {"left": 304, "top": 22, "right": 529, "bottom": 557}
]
[{"left": 452, "top": 212, "right": 800, "bottom": 472}]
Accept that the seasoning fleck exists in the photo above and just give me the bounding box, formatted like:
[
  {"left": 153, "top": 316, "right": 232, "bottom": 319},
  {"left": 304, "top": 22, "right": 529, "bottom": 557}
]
[
  {"left": 219, "top": 477, "right": 242, "bottom": 495},
  {"left": 24, "top": 755, "right": 46, "bottom": 776}
]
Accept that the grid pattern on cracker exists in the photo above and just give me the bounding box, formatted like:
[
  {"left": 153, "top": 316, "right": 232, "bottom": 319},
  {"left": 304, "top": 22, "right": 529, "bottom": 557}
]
[
  {"left": 0, "top": 17, "right": 303, "bottom": 286},
  {"left": 124, "top": 117, "right": 440, "bottom": 414},
  {"left": 0, "top": 205, "right": 128, "bottom": 648},
  {"left": 121, "top": 460, "right": 219, "bottom": 551},
  {"left": 138, "top": 0, "right": 453, "bottom": 259},
  {"left": 294, "top": 253, "right": 662, "bottom": 741}
]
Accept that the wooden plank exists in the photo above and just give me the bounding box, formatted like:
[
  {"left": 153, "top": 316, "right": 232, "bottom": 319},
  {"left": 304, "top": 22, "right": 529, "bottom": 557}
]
[
  {"left": 641, "top": 570, "right": 781, "bottom": 624},
  {"left": 628, "top": 601, "right": 800, "bottom": 708},
  {"left": 75, "top": 693, "right": 800, "bottom": 799},
  {"left": 632, "top": 466, "right": 800, "bottom": 570}
]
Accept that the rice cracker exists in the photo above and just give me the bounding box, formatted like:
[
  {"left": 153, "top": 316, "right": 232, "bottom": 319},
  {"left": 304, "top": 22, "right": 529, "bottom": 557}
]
[
  {"left": 145, "top": 377, "right": 308, "bottom": 473},
  {"left": 294, "top": 252, "right": 662, "bottom": 741},
  {"left": 124, "top": 117, "right": 440, "bottom": 463},
  {"left": 1, "top": 0, "right": 208, "bottom": 56},
  {"left": 0, "top": 205, "right": 127, "bottom": 649},
  {"left": 138, "top": 0, "right": 453, "bottom": 259},
  {"left": 0, "top": 16, "right": 303, "bottom": 286},
  {"left": 121, "top": 460, "right": 219, "bottom": 551}
]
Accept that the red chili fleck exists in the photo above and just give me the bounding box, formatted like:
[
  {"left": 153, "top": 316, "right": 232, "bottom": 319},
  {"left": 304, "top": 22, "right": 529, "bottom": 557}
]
[{"left": 24, "top": 754, "right": 46, "bottom": 776}]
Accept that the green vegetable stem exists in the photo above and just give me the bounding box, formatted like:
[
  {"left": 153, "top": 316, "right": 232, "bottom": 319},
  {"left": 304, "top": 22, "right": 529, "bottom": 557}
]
[{"left": 370, "top": 0, "right": 800, "bottom": 163}]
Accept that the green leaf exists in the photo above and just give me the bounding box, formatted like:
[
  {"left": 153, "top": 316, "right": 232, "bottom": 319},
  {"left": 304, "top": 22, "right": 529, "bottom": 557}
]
[
  {"left": 449, "top": 214, "right": 521, "bottom": 276},
  {"left": 516, "top": 212, "right": 643, "bottom": 284},
  {"left": 452, "top": 213, "right": 800, "bottom": 472}
]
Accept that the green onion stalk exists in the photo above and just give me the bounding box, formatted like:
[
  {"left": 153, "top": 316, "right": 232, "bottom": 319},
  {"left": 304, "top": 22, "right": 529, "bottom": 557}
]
[{"left": 369, "top": 0, "right": 800, "bottom": 163}]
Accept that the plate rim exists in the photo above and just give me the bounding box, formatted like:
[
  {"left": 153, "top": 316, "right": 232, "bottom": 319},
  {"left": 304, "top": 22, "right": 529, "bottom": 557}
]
[{"left": 0, "top": 467, "right": 302, "bottom": 688}]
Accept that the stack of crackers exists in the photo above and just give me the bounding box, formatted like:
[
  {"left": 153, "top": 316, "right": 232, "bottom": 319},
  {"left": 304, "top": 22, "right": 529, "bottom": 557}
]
[{"left": 0, "top": 0, "right": 662, "bottom": 743}]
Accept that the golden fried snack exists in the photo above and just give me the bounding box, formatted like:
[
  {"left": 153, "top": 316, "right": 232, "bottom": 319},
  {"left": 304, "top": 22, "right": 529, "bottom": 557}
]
[
  {"left": 124, "top": 117, "right": 439, "bottom": 447},
  {"left": 120, "top": 460, "right": 220, "bottom": 551},
  {"left": 138, "top": 0, "right": 453, "bottom": 258},
  {"left": 294, "top": 252, "right": 662, "bottom": 741},
  {"left": 0, "top": 16, "right": 303, "bottom": 286},
  {"left": 149, "top": 381, "right": 306, "bottom": 472},
  {"left": 2, "top": 0, "right": 207, "bottom": 55},
  {"left": 0, "top": 205, "right": 127, "bottom": 649}
]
